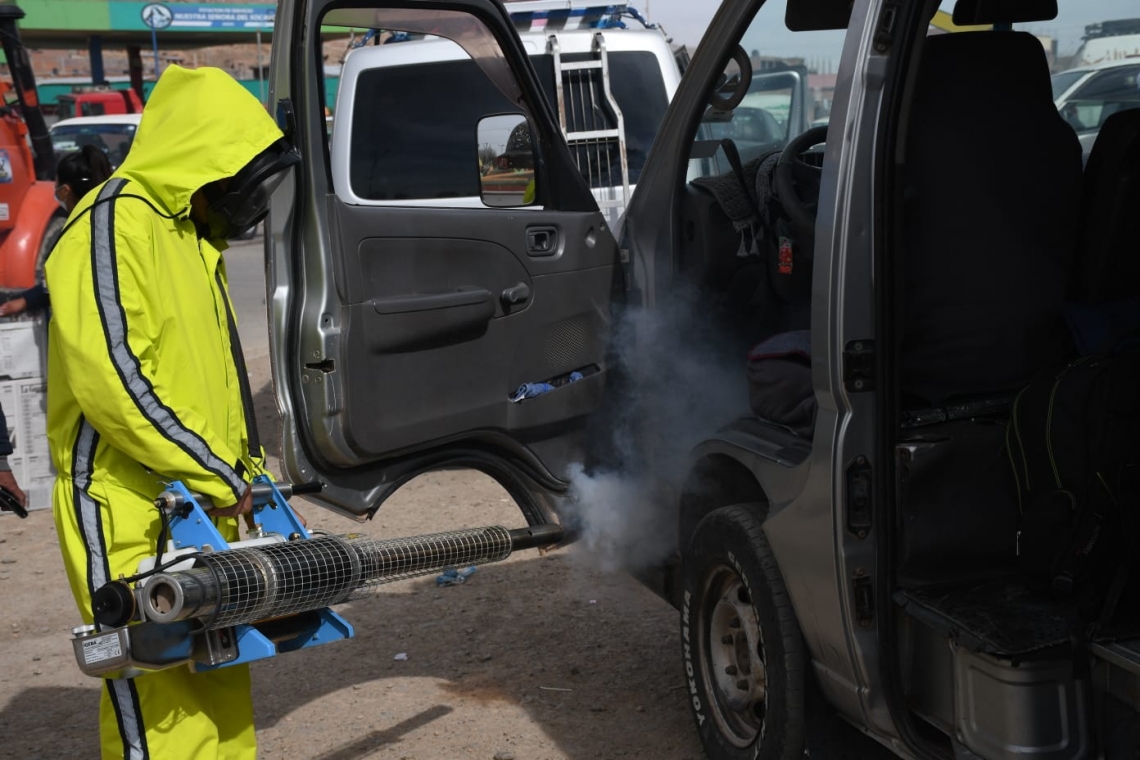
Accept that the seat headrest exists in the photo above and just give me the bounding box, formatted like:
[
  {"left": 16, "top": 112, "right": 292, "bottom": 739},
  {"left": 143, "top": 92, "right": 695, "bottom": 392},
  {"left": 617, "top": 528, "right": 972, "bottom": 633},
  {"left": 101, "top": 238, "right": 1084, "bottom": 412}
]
[
  {"left": 952, "top": 0, "right": 1057, "bottom": 25},
  {"left": 919, "top": 31, "right": 1054, "bottom": 107}
]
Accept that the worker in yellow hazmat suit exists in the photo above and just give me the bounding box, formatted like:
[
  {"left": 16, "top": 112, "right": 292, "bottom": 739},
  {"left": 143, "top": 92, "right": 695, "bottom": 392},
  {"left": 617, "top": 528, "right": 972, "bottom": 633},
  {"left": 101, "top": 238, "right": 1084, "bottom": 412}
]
[{"left": 45, "top": 65, "right": 300, "bottom": 759}]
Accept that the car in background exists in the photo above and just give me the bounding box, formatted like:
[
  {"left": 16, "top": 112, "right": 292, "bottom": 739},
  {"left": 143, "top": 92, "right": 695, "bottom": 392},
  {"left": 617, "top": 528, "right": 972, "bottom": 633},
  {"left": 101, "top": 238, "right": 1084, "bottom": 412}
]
[
  {"left": 1052, "top": 58, "right": 1140, "bottom": 157},
  {"left": 327, "top": 4, "right": 684, "bottom": 227},
  {"left": 49, "top": 113, "right": 142, "bottom": 170},
  {"left": 273, "top": 0, "right": 1140, "bottom": 758}
]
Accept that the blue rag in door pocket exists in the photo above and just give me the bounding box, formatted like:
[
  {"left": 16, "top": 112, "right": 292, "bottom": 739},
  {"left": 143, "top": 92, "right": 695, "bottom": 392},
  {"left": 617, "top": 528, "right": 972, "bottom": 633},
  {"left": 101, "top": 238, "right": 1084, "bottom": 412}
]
[{"left": 510, "top": 371, "right": 584, "bottom": 403}]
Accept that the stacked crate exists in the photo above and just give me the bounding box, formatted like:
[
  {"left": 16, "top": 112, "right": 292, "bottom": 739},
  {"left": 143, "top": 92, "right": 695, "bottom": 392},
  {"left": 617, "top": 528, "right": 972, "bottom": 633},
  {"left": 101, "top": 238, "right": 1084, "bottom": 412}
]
[{"left": 0, "top": 316, "right": 51, "bottom": 512}]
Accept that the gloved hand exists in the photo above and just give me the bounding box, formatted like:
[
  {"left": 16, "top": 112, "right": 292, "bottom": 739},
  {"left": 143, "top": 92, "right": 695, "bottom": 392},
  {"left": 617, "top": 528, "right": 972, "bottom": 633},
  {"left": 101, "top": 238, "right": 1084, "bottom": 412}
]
[{"left": 211, "top": 483, "right": 309, "bottom": 530}]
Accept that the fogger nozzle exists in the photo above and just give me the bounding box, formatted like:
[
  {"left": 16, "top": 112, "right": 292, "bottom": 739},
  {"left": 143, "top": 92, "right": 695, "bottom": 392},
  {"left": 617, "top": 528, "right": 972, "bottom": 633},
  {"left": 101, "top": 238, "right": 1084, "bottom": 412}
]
[{"left": 116, "top": 523, "right": 563, "bottom": 630}]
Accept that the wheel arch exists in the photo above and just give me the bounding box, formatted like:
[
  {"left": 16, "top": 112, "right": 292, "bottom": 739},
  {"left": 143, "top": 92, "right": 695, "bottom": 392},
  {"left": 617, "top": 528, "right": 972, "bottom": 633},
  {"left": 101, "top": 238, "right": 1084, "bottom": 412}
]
[{"left": 679, "top": 453, "right": 770, "bottom": 554}]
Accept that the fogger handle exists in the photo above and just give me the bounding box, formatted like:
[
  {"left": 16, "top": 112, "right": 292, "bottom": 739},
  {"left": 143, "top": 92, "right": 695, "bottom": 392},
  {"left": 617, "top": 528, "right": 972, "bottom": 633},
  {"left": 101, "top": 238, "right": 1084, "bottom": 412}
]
[{"left": 154, "top": 481, "right": 323, "bottom": 511}]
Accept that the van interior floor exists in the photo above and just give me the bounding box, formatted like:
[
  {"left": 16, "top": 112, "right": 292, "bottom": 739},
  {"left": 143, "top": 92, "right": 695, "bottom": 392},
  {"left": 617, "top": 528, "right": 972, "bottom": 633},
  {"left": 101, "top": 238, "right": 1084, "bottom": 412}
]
[{"left": 895, "top": 581, "right": 1140, "bottom": 658}]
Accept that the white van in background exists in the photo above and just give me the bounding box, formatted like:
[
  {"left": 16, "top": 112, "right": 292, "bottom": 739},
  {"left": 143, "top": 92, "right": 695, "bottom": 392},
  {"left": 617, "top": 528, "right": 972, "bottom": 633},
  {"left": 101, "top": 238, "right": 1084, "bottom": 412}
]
[
  {"left": 1072, "top": 18, "right": 1140, "bottom": 66},
  {"left": 327, "top": 0, "right": 684, "bottom": 227},
  {"left": 1052, "top": 58, "right": 1140, "bottom": 157}
]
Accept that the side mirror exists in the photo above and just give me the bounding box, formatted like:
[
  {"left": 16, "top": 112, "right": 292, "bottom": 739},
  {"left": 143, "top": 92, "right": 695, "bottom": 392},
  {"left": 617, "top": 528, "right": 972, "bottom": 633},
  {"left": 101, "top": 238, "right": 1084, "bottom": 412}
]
[{"left": 477, "top": 113, "right": 536, "bottom": 208}]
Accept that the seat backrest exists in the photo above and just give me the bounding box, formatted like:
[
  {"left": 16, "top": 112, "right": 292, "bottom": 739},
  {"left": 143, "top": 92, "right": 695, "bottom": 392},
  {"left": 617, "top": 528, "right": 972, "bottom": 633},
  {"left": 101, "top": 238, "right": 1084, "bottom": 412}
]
[
  {"left": 901, "top": 32, "right": 1083, "bottom": 405},
  {"left": 1072, "top": 108, "right": 1140, "bottom": 304}
]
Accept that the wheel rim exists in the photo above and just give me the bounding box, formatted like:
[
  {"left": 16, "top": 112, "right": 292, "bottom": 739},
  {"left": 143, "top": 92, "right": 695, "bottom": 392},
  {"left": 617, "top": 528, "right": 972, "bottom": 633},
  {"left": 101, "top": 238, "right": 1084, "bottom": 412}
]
[{"left": 700, "top": 564, "right": 767, "bottom": 748}]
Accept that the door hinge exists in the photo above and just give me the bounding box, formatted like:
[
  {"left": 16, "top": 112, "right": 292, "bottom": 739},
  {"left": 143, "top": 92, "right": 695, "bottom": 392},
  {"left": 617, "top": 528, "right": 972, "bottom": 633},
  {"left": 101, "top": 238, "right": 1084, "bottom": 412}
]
[
  {"left": 873, "top": 3, "right": 900, "bottom": 53},
  {"left": 843, "top": 340, "right": 875, "bottom": 392},
  {"left": 846, "top": 456, "right": 873, "bottom": 538},
  {"left": 853, "top": 573, "right": 875, "bottom": 628}
]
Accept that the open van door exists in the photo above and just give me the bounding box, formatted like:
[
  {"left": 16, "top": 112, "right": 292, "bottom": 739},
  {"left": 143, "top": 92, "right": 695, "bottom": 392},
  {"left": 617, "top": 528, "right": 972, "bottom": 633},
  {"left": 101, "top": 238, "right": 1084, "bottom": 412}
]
[{"left": 267, "top": 0, "right": 616, "bottom": 521}]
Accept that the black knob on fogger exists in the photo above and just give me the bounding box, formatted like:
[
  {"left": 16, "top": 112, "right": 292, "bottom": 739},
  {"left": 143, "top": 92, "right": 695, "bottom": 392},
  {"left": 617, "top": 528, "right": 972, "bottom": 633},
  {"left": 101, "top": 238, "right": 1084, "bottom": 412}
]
[{"left": 93, "top": 581, "right": 137, "bottom": 628}]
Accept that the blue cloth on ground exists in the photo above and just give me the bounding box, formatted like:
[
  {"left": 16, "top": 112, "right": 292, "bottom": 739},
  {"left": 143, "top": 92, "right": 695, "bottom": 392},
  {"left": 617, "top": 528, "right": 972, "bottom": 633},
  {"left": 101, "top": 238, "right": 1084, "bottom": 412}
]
[{"left": 437, "top": 566, "right": 477, "bottom": 587}]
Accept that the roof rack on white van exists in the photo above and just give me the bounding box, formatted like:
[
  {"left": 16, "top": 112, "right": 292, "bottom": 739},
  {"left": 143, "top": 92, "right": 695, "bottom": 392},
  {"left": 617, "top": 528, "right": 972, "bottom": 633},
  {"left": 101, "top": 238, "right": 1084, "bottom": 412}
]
[
  {"left": 501, "top": 0, "right": 629, "bottom": 14},
  {"left": 502, "top": 1, "right": 654, "bottom": 33}
]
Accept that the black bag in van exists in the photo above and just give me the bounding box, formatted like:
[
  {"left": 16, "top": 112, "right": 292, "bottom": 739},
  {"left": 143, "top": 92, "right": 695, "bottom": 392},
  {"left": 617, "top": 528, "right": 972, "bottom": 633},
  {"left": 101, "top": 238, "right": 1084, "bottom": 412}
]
[
  {"left": 746, "top": 330, "right": 816, "bottom": 437},
  {"left": 1006, "top": 342, "right": 1140, "bottom": 622}
]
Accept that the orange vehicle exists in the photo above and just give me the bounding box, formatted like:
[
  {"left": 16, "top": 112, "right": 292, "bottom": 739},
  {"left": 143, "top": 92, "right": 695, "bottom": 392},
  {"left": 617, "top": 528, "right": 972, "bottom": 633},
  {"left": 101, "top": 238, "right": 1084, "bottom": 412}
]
[
  {"left": 0, "top": 5, "right": 66, "bottom": 290},
  {"left": 57, "top": 86, "right": 144, "bottom": 120}
]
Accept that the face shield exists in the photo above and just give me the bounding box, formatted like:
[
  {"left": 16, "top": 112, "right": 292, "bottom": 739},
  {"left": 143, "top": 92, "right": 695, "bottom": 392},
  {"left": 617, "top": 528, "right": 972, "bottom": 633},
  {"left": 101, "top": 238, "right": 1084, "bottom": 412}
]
[{"left": 202, "top": 139, "right": 301, "bottom": 240}]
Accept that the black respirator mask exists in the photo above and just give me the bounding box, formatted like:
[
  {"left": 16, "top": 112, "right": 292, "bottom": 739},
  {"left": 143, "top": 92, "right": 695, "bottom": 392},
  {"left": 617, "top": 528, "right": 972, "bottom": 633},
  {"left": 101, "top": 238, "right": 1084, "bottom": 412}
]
[{"left": 201, "top": 139, "right": 301, "bottom": 240}]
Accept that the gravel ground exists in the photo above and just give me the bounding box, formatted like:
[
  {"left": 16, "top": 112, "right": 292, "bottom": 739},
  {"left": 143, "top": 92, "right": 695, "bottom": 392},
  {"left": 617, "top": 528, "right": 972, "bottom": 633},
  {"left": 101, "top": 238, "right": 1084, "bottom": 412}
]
[{"left": 0, "top": 345, "right": 706, "bottom": 759}]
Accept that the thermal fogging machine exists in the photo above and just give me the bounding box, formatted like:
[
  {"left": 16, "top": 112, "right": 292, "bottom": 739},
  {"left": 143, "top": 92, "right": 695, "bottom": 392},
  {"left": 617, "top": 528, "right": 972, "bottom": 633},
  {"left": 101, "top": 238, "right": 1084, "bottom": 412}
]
[{"left": 70, "top": 476, "right": 563, "bottom": 678}]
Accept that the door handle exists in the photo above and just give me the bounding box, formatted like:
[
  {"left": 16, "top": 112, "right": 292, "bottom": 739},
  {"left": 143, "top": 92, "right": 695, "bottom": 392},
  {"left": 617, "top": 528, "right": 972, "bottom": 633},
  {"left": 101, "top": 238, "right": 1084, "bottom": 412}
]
[
  {"left": 526, "top": 226, "right": 558, "bottom": 256},
  {"left": 501, "top": 282, "right": 531, "bottom": 306}
]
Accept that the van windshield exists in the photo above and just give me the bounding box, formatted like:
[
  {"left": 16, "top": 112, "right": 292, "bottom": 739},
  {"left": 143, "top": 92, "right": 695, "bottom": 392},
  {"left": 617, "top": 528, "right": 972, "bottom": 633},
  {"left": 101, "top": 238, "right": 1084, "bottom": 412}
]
[{"left": 50, "top": 123, "right": 138, "bottom": 169}]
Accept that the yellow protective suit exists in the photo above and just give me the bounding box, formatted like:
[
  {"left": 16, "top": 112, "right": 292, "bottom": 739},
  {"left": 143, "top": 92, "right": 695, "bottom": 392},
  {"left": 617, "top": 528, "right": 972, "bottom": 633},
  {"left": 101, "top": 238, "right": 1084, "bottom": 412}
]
[{"left": 46, "top": 66, "right": 282, "bottom": 760}]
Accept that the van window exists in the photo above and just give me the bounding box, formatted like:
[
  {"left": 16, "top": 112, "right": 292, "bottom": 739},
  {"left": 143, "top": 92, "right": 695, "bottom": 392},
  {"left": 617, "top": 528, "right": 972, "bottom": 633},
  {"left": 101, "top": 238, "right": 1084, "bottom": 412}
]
[
  {"left": 686, "top": 0, "right": 846, "bottom": 178},
  {"left": 349, "top": 58, "right": 514, "bottom": 201},
  {"left": 348, "top": 50, "right": 670, "bottom": 202},
  {"left": 1051, "top": 69, "right": 1086, "bottom": 100}
]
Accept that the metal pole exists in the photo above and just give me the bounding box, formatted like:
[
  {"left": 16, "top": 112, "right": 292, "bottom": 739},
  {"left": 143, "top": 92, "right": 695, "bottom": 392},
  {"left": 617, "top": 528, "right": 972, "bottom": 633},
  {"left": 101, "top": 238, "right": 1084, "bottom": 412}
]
[
  {"left": 89, "top": 35, "right": 105, "bottom": 85},
  {"left": 257, "top": 30, "right": 264, "bottom": 104},
  {"left": 151, "top": 26, "right": 160, "bottom": 79}
]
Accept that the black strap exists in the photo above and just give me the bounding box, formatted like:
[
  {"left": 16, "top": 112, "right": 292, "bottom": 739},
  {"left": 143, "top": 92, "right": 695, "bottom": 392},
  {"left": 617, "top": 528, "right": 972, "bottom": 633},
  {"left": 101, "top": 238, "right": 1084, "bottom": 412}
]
[
  {"left": 718, "top": 139, "right": 761, "bottom": 219},
  {"left": 216, "top": 271, "right": 263, "bottom": 461}
]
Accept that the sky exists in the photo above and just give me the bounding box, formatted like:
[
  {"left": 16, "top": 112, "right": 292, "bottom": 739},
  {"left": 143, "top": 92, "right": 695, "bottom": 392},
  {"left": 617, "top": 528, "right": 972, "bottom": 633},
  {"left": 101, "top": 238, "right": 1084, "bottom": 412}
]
[
  {"left": 637, "top": 1, "right": 718, "bottom": 49},
  {"left": 640, "top": 0, "right": 1140, "bottom": 58}
]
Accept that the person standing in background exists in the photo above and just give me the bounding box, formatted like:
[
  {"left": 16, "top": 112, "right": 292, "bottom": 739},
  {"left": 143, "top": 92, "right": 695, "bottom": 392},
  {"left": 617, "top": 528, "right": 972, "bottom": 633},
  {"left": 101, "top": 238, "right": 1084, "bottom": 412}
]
[{"left": 0, "top": 145, "right": 113, "bottom": 318}]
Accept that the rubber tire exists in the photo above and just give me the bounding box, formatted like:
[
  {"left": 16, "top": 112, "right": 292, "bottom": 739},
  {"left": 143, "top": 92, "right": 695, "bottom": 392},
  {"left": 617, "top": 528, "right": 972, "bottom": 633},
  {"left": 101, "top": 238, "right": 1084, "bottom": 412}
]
[{"left": 680, "top": 504, "right": 805, "bottom": 760}]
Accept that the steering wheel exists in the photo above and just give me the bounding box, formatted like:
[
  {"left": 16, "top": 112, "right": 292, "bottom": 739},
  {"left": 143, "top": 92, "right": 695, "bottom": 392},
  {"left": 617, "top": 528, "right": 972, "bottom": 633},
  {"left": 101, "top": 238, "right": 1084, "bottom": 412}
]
[{"left": 774, "top": 125, "right": 829, "bottom": 239}]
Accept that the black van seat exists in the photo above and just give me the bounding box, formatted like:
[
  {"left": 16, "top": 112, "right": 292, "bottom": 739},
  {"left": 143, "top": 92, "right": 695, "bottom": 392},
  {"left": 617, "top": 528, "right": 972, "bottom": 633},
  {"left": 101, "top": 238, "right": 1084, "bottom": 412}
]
[
  {"left": 1072, "top": 108, "right": 1140, "bottom": 304},
  {"left": 900, "top": 32, "right": 1083, "bottom": 406}
]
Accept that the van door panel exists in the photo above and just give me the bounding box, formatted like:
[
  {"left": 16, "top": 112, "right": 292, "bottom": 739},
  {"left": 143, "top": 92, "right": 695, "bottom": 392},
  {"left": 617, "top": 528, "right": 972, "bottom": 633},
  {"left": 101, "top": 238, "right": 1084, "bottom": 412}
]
[{"left": 270, "top": 0, "right": 614, "bottom": 517}]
